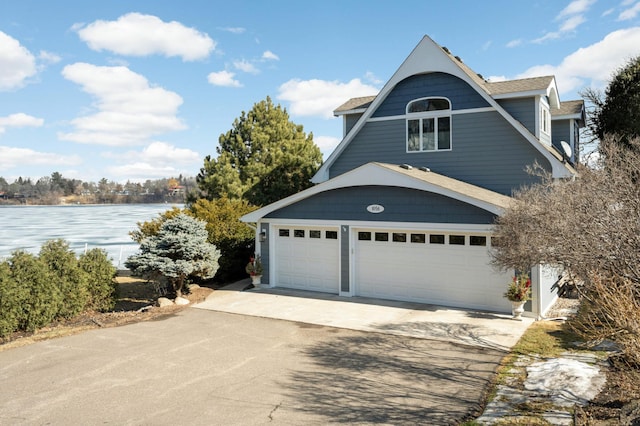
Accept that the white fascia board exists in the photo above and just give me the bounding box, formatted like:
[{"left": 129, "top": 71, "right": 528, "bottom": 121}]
[
  {"left": 264, "top": 217, "right": 496, "bottom": 233},
  {"left": 333, "top": 108, "right": 367, "bottom": 117},
  {"left": 242, "top": 163, "right": 507, "bottom": 223},
  {"left": 313, "top": 36, "right": 573, "bottom": 182},
  {"left": 492, "top": 90, "right": 547, "bottom": 100}
]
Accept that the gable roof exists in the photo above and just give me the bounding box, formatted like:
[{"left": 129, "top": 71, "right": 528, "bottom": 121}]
[
  {"left": 552, "top": 99, "right": 585, "bottom": 122},
  {"left": 241, "top": 162, "right": 513, "bottom": 223},
  {"left": 334, "top": 96, "right": 376, "bottom": 116},
  {"left": 314, "top": 35, "right": 574, "bottom": 183}
]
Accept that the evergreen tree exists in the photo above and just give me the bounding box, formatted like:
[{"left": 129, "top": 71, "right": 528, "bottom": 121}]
[
  {"left": 125, "top": 214, "right": 220, "bottom": 297},
  {"left": 196, "top": 97, "right": 322, "bottom": 206}
]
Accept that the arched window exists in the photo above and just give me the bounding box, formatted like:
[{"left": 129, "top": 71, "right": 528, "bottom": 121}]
[{"left": 406, "top": 97, "right": 451, "bottom": 152}]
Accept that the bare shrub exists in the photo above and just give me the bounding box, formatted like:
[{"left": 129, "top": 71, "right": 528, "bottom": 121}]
[{"left": 492, "top": 135, "right": 640, "bottom": 362}]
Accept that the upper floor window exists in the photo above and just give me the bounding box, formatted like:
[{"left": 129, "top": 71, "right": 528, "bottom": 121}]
[
  {"left": 406, "top": 98, "right": 451, "bottom": 152},
  {"left": 540, "top": 105, "right": 550, "bottom": 135}
]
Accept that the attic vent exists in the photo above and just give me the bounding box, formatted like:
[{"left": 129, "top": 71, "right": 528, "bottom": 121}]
[
  {"left": 400, "top": 164, "right": 413, "bottom": 170},
  {"left": 419, "top": 166, "right": 431, "bottom": 172},
  {"left": 455, "top": 56, "right": 463, "bottom": 62},
  {"left": 442, "top": 46, "right": 450, "bottom": 54}
]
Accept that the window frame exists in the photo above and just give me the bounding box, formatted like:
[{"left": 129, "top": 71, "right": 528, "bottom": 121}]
[{"left": 406, "top": 97, "right": 452, "bottom": 153}]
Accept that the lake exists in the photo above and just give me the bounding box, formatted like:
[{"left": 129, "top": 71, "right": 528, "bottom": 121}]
[{"left": 0, "top": 204, "right": 183, "bottom": 268}]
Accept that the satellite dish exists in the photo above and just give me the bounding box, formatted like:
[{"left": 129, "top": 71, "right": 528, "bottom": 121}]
[{"left": 560, "top": 141, "right": 572, "bottom": 159}]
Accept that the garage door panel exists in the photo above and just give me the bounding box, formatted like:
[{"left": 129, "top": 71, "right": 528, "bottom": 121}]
[
  {"left": 355, "top": 229, "right": 511, "bottom": 312},
  {"left": 275, "top": 226, "right": 339, "bottom": 293}
]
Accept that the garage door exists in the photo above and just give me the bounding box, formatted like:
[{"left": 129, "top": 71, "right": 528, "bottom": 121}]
[
  {"left": 354, "top": 229, "right": 512, "bottom": 312},
  {"left": 274, "top": 226, "right": 340, "bottom": 293}
]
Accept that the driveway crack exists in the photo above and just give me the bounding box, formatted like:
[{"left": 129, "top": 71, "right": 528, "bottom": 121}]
[{"left": 268, "top": 401, "right": 282, "bottom": 421}]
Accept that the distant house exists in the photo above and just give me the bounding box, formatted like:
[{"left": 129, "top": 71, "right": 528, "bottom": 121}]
[{"left": 242, "top": 36, "right": 584, "bottom": 318}]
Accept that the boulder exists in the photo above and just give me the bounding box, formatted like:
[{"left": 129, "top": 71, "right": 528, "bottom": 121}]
[
  {"left": 174, "top": 296, "right": 190, "bottom": 305},
  {"left": 157, "top": 297, "right": 174, "bottom": 307}
]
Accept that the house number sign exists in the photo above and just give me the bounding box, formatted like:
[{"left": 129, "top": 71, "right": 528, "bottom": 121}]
[{"left": 366, "top": 204, "right": 385, "bottom": 214}]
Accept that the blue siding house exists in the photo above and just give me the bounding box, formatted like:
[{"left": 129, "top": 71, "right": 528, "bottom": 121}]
[{"left": 242, "top": 36, "right": 585, "bottom": 317}]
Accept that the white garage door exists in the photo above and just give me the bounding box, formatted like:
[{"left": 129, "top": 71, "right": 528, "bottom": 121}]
[
  {"left": 354, "top": 229, "right": 512, "bottom": 312},
  {"left": 274, "top": 226, "right": 340, "bottom": 293}
]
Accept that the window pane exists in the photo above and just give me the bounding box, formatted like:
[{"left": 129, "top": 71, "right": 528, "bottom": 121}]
[
  {"left": 392, "top": 233, "right": 407, "bottom": 242},
  {"left": 438, "top": 117, "right": 451, "bottom": 150},
  {"left": 429, "top": 99, "right": 450, "bottom": 110},
  {"left": 429, "top": 234, "right": 445, "bottom": 244},
  {"left": 408, "top": 99, "right": 430, "bottom": 113},
  {"left": 449, "top": 235, "right": 465, "bottom": 245},
  {"left": 310, "top": 230, "right": 321, "bottom": 239},
  {"left": 375, "top": 232, "right": 389, "bottom": 242},
  {"left": 407, "top": 119, "right": 420, "bottom": 151},
  {"left": 294, "top": 229, "right": 305, "bottom": 238},
  {"left": 423, "top": 118, "right": 435, "bottom": 150},
  {"left": 279, "top": 229, "right": 290, "bottom": 237},
  {"left": 358, "top": 232, "right": 371, "bottom": 241},
  {"left": 411, "top": 233, "right": 426, "bottom": 243},
  {"left": 326, "top": 231, "right": 338, "bottom": 239},
  {"left": 470, "top": 236, "right": 487, "bottom": 246}
]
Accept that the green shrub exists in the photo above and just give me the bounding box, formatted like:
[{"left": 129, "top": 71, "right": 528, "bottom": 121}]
[
  {"left": 79, "top": 248, "right": 118, "bottom": 312},
  {"left": 9, "top": 251, "right": 62, "bottom": 332},
  {"left": 0, "top": 261, "right": 22, "bottom": 338},
  {"left": 39, "top": 240, "right": 89, "bottom": 319}
]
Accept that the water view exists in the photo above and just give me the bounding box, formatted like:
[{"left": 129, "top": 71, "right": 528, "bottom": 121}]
[{"left": 0, "top": 204, "right": 182, "bottom": 268}]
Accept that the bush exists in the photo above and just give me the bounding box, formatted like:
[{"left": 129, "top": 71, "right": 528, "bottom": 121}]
[
  {"left": 9, "top": 251, "right": 62, "bottom": 332},
  {"left": 0, "top": 261, "right": 21, "bottom": 337},
  {"left": 79, "top": 248, "right": 118, "bottom": 312},
  {"left": 39, "top": 240, "right": 89, "bottom": 319}
]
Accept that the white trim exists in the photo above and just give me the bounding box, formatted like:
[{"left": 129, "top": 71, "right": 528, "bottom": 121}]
[
  {"left": 256, "top": 218, "right": 496, "bottom": 233},
  {"left": 367, "top": 106, "right": 496, "bottom": 123}
]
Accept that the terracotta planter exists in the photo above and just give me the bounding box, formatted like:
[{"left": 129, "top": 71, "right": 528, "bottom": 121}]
[{"left": 511, "top": 301, "right": 526, "bottom": 320}]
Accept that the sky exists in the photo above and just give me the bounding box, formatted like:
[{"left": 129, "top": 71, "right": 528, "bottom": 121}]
[{"left": 1, "top": 0, "right": 639, "bottom": 184}]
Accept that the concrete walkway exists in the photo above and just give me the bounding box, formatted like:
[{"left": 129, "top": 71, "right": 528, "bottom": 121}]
[{"left": 195, "top": 279, "right": 533, "bottom": 351}]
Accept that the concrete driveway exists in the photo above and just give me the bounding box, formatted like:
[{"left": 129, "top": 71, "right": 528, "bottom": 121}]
[{"left": 0, "top": 283, "right": 532, "bottom": 425}]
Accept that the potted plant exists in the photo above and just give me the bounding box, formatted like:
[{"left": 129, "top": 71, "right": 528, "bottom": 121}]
[
  {"left": 245, "top": 255, "right": 263, "bottom": 286},
  {"left": 504, "top": 273, "right": 531, "bottom": 320}
]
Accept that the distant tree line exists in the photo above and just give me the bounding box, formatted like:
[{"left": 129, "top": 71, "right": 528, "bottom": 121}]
[{"left": 0, "top": 173, "right": 196, "bottom": 205}]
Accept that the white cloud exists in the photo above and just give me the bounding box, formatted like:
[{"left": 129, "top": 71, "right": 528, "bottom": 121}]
[
  {"left": 314, "top": 135, "right": 341, "bottom": 156},
  {"left": 506, "top": 39, "right": 523, "bottom": 48},
  {"left": 0, "top": 113, "right": 44, "bottom": 134},
  {"left": 278, "top": 78, "right": 379, "bottom": 119},
  {"left": 59, "top": 62, "right": 186, "bottom": 146},
  {"left": 38, "top": 50, "right": 61, "bottom": 65},
  {"left": 233, "top": 59, "right": 259, "bottom": 74},
  {"left": 517, "top": 27, "right": 640, "bottom": 95},
  {"left": 75, "top": 13, "right": 216, "bottom": 61},
  {"left": 0, "top": 31, "right": 37, "bottom": 91},
  {"left": 105, "top": 162, "right": 188, "bottom": 181},
  {"left": 220, "top": 27, "right": 245, "bottom": 34},
  {"left": 533, "top": 0, "right": 595, "bottom": 43},
  {"left": 138, "top": 141, "right": 199, "bottom": 164},
  {"left": 481, "top": 40, "right": 492, "bottom": 51},
  {"left": 0, "top": 146, "right": 81, "bottom": 169},
  {"left": 487, "top": 75, "right": 508, "bottom": 82},
  {"left": 619, "top": 2, "right": 640, "bottom": 20},
  {"left": 262, "top": 50, "right": 279, "bottom": 60},
  {"left": 558, "top": 0, "right": 596, "bottom": 18},
  {"left": 364, "top": 71, "right": 382, "bottom": 85},
  {"left": 207, "top": 70, "right": 242, "bottom": 87}
]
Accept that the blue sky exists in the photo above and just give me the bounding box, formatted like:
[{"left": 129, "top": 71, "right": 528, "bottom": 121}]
[{"left": 1, "top": 0, "right": 639, "bottom": 183}]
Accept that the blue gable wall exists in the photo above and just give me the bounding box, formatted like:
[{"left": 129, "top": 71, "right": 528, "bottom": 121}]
[
  {"left": 265, "top": 186, "right": 497, "bottom": 224},
  {"left": 497, "top": 98, "right": 536, "bottom": 135},
  {"left": 372, "top": 72, "right": 489, "bottom": 117},
  {"left": 329, "top": 111, "right": 550, "bottom": 195}
]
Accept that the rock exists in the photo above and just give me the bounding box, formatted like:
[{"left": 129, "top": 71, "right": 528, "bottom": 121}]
[
  {"left": 188, "top": 284, "right": 201, "bottom": 290},
  {"left": 157, "top": 297, "right": 174, "bottom": 307},
  {"left": 620, "top": 399, "right": 640, "bottom": 426},
  {"left": 174, "top": 296, "right": 190, "bottom": 305}
]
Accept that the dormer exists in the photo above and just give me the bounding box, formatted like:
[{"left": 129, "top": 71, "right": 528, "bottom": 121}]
[
  {"left": 333, "top": 96, "right": 376, "bottom": 137},
  {"left": 551, "top": 100, "right": 586, "bottom": 164},
  {"left": 487, "top": 76, "right": 560, "bottom": 146}
]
